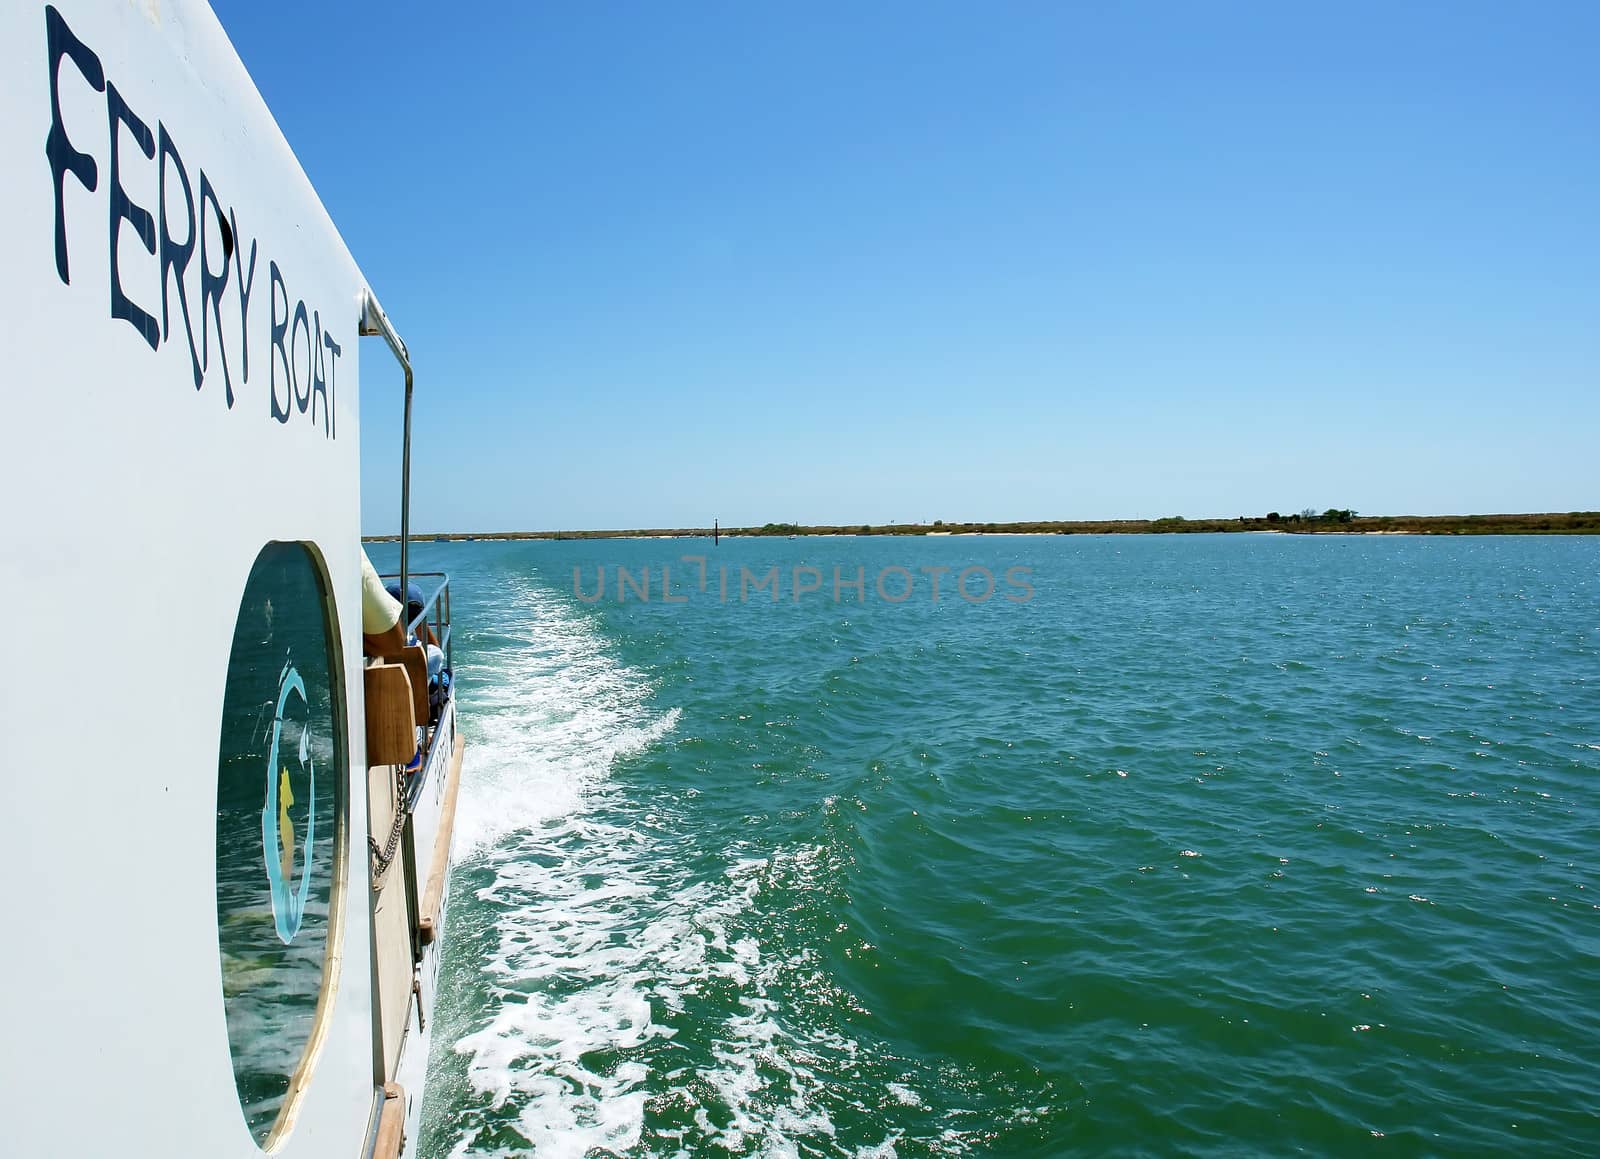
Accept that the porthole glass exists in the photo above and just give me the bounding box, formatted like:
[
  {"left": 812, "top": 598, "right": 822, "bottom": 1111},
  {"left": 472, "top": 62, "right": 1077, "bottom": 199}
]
[{"left": 215, "top": 542, "right": 347, "bottom": 1149}]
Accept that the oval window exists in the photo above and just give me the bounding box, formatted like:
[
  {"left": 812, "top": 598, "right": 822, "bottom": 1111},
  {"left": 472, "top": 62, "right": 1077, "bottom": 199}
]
[{"left": 215, "top": 542, "right": 347, "bottom": 1149}]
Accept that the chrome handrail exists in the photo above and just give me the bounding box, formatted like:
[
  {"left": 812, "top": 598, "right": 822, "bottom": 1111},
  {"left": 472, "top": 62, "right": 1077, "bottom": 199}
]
[
  {"left": 379, "top": 570, "right": 453, "bottom": 675},
  {"left": 379, "top": 569, "right": 452, "bottom": 787},
  {"left": 358, "top": 290, "right": 413, "bottom": 604}
]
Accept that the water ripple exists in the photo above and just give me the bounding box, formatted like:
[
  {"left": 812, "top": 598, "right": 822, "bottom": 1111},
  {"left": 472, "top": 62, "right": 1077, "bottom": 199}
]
[{"left": 400, "top": 534, "right": 1600, "bottom": 1157}]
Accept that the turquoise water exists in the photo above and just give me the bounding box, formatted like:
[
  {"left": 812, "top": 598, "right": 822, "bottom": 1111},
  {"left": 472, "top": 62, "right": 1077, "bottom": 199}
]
[{"left": 390, "top": 534, "right": 1599, "bottom": 1157}]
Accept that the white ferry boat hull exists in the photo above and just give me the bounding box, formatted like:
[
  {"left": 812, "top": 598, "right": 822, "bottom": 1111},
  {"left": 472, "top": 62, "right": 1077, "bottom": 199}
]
[{"left": 0, "top": 3, "right": 459, "bottom": 1156}]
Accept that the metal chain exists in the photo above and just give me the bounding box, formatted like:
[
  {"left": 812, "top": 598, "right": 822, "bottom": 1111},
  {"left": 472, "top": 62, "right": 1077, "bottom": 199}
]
[{"left": 369, "top": 765, "right": 408, "bottom": 881}]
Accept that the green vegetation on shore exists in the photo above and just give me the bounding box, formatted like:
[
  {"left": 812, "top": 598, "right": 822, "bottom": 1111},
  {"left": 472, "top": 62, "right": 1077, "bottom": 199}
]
[{"left": 368, "top": 510, "right": 1600, "bottom": 543}]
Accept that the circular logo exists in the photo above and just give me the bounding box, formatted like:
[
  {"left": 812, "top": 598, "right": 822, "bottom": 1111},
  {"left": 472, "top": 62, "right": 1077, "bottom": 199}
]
[
  {"left": 215, "top": 543, "right": 346, "bottom": 1147},
  {"left": 263, "top": 659, "right": 317, "bottom": 944}
]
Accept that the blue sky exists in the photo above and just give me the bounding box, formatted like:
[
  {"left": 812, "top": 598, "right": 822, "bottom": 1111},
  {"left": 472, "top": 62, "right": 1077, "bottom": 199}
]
[{"left": 212, "top": 0, "right": 1598, "bottom": 533}]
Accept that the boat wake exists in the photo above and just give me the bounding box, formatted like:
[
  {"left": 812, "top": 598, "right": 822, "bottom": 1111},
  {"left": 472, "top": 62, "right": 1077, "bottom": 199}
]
[
  {"left": 421, "top": 575, "right": 981, "bottom": 1158},
  {"left": 447, "top": 579, "right": 679, "bottom": 858}
]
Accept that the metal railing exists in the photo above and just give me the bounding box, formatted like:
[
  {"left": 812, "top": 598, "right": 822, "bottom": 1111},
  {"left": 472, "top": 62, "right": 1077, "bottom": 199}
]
[
  {"left": 358, "top": 290, "right": 414, "bottom": 603},
  {"left": 380, "top": 570, "right": 453, "bottom": 674},
  {"left": 379, "top": 570, "right": 453, "bottom": 785}
]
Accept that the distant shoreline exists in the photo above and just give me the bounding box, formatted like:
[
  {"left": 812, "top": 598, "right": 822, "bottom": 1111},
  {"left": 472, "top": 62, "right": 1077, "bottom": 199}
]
[{"left": 366, "top": 511, "right": 1600, "bottom": 543}]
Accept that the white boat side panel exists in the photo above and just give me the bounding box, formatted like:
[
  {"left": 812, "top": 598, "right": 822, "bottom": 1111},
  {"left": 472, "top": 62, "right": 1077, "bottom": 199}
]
[{"left": 1, "top": 2, "right": 390, "bottom": 1155}]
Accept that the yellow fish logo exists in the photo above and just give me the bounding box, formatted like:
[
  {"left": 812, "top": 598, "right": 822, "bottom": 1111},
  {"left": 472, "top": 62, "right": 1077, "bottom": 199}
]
[{"left": 278, "top": 767, "right": 296, "bottom": 886}]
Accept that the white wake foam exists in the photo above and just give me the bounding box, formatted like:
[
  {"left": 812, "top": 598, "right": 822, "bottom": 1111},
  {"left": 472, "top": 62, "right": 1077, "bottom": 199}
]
[
  {"left": 451, "top": 581, "right": 679, "bottom": 857},
  {"left": 448, "top": 833, "right": 916, "bottom": 1159},
  {"left": 432, "top": 577, "right": 958, "bottom": 1158}
]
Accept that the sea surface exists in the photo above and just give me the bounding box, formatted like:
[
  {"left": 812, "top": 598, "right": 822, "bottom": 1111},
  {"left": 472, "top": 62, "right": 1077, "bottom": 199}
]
[{"left": 372, "top": 534, "right": 1599, "bottom": 1157}]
